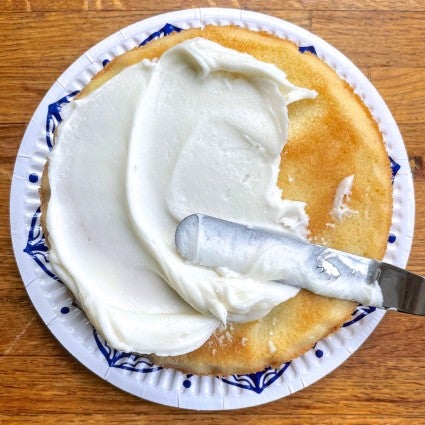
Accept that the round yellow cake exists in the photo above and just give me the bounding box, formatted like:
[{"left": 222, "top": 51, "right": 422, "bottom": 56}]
[{"left": 41, "top": 25, "right": 392, "bottom": 376}]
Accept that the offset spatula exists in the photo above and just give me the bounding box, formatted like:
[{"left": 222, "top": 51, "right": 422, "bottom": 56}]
[{"left": 175, "top": 214, "right": 425, "bottom": 316}]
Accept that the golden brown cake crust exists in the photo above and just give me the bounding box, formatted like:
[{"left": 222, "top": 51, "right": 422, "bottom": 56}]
[{"left": 41, "top": 25, "right": 392, "bottom": 376}]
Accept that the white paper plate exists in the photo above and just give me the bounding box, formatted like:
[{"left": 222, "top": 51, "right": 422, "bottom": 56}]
[{"left": 10, "top": 8, "right": 414, "bottom": 410}]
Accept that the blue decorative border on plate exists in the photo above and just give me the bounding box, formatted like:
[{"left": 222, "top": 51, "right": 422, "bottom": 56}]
[
  {"left": 139, "top": 23, "right": 183, "bottom": 46},
  {"left": 46, "top": 90, "right": 80, "bottom": 151},
  {"left": 93, "top": 329, "right": 163, "bottom": 373},
  {"left": 23, "top": 206, "right": 60, "bottom": 281}
]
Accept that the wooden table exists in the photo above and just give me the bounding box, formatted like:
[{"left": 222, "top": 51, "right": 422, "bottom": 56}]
[{"left": 1, "top": 1, "right": 424, "bottom": 423}]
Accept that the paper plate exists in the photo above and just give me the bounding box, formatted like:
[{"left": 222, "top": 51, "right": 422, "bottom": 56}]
[{"left": 10, "top": 8, "right": 414, "bottom": 410}]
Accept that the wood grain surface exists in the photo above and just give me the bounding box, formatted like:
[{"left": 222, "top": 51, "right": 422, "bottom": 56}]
[{"left": 1, "top": 1, "right": 424, "bottom": 423}]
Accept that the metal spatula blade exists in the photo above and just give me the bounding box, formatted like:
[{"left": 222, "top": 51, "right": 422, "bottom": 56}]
[{"left": 175, "top": 214, "right": 425, "bottom": 316}]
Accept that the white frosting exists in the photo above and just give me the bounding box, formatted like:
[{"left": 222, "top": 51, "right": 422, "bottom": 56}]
[
  {"left": 240, "top": 243, "right": 384, "bottom": 307},
  {"left": 47, "top": 38, "right": 316, "bottom": 356},
  {"left": 331, "top": 175, "right": 359, "bottom": 221},
  {"left": 268, "top": 340, "right": 277, "bottom": 353}
]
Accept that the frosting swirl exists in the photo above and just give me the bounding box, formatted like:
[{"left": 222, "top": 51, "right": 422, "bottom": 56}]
[{"left": 47, "top": 38, "right": 316, "bottom": 355}]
